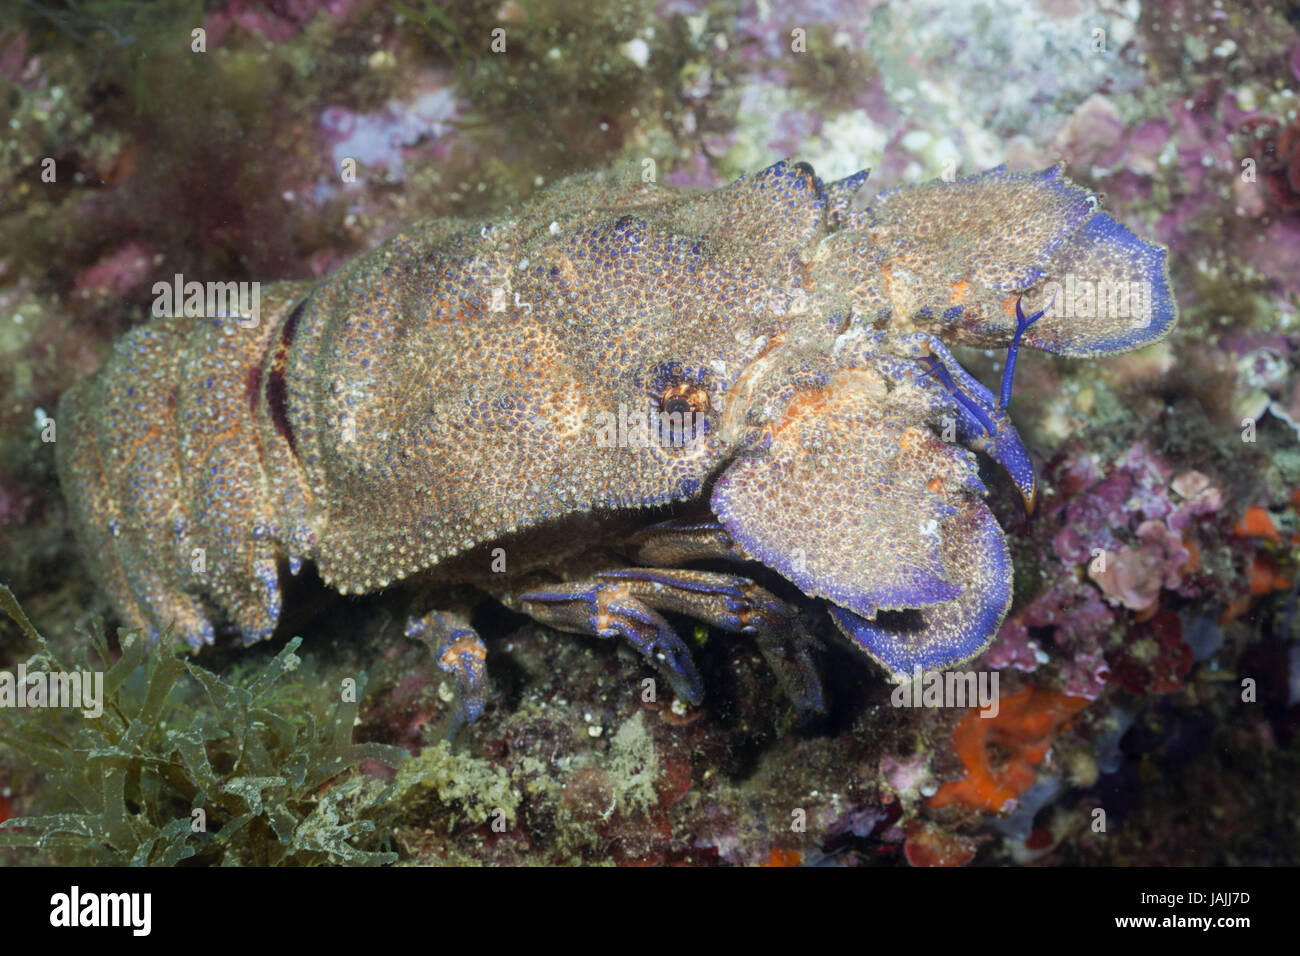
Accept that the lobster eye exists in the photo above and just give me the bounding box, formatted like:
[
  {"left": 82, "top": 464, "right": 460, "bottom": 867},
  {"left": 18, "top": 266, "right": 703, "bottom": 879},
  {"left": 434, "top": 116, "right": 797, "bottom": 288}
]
[
  {"left": 654, "top": 381, "right": 711, "bottom": 450},
  {"left": 660, "top": 382, "right": 709, "bottom": 416}
]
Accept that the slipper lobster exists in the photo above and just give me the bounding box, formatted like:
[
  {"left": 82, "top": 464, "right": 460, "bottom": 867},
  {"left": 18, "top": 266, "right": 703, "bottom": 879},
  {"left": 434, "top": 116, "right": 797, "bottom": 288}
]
[{"left": 57, "top": 160, "right": 1177, "bottom": 719}]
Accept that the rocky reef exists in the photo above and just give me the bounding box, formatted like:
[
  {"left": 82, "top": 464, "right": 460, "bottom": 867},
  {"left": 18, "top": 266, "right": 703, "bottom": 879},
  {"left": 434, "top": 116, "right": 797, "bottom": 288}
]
[{"left": 1, "top": 0, "right": 1299, "bottom": 866}]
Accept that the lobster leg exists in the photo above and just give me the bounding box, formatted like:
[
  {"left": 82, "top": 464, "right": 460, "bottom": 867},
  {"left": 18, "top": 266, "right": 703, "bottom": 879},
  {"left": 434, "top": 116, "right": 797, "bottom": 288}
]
[
  {"left": 623, "top": 520, "right": 826, "bottom": 709},
  {"left": 517, "top": 577, "right": 704, "bottom": 706},
  {"left": 597, "top": 568, "right": 824, "bottom": 712},
  {"left": 405, "top": 607, "right": 489, "bottom": 724},
  {"left": 518, "top": 564, "right": 823, "bottom": 712}
]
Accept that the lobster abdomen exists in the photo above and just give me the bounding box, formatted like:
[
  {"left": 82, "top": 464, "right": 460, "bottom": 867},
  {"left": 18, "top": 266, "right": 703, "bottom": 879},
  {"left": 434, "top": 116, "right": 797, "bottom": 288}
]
[{"left": 57, "top": 281, "right": 314, "bottom": 645}]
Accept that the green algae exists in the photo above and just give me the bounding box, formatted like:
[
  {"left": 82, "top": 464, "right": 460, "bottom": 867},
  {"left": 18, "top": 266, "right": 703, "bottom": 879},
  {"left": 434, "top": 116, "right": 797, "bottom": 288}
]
[
  {"left": 0, "top": 584, "right": 408, "bottom": 865},
  {"left": 604, "top": 711, "right": 659, "bottom": 815},
  {"left": 392, "top": 739, "right": 519, "bottom": 827}
]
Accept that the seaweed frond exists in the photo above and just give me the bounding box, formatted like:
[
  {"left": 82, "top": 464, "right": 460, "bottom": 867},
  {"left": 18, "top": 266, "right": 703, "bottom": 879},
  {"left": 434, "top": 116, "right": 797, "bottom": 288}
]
[{"left": 0, "top": 585, "right": 408, "bottom": 866}]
